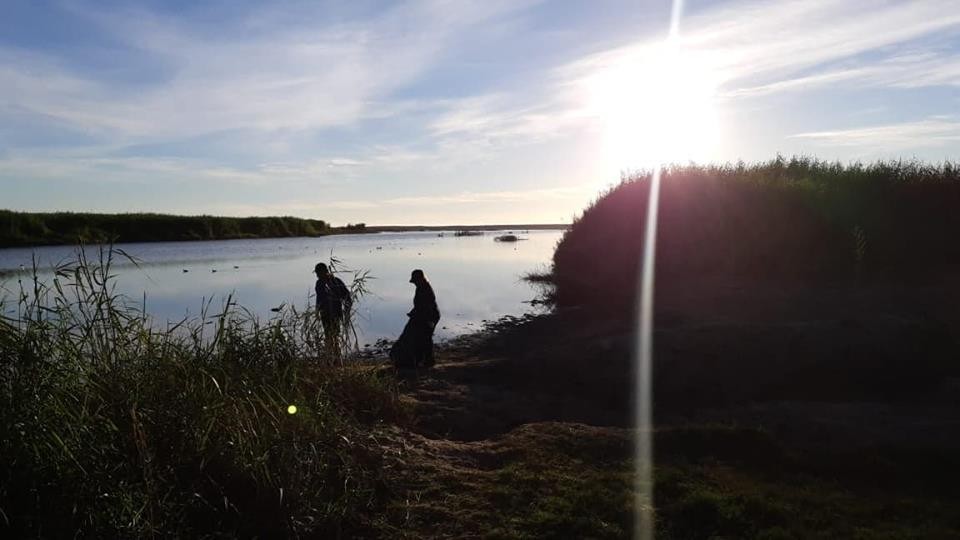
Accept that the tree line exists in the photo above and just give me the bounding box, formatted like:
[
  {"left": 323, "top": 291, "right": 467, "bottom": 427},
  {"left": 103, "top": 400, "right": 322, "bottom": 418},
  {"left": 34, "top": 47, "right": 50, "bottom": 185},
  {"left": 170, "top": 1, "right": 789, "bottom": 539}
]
[{"left": 0, "top": 211, "right": 363, "bottom": 247}]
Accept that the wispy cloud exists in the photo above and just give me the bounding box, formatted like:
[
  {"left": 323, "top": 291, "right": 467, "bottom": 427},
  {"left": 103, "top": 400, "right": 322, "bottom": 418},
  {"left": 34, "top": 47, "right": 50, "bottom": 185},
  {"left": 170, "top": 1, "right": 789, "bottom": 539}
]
[
  {"left": 213, "top": 185, "right": 591, "bottom": 213},
  {"left": 688, "top": 0, "right": 960, "bottom": 92},
  {"left": 1, "top": 0, "right": 540, "bottom": 140},
  {"left": 728, "top": 51, "right": 960, "bottom": 98},
  {"left": 790, "top": 118, "right": 960, "bottom": 151},
  {"left": 564, "top": 0, "right": 960, "bottom": 100},
  {"left": 0, "top": 154, "right": 352, "bottom": 186},
  {"left": 381, "top": 185, "right": 591, "bottom": 206}
]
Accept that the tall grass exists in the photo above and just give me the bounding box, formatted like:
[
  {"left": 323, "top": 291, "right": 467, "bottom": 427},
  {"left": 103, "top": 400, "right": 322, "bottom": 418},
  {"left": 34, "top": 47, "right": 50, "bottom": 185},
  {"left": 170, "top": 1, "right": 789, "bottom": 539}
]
[
  {"left": 553, "top": 157, "right": 960, "bottom": 310},
  {"left": 0, "top": 248, "right": 404, "bottom": 537}
]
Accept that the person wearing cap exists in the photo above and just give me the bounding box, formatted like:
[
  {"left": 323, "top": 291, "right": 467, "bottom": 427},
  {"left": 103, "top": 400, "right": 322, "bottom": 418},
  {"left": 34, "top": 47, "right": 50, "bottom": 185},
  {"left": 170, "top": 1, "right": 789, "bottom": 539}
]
[
  {"left": 406, "top": 269, "right": 440, "bottom": 367},
  {"left": 314, "top": 262, "right": 352, "bottom": 354}
]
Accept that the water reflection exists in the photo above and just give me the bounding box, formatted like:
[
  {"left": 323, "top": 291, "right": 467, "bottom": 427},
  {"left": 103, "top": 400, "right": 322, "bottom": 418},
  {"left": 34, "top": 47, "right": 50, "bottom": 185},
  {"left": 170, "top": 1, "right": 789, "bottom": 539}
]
[{"left": 0, "top": 230, "right": 562, "bottom": 344}]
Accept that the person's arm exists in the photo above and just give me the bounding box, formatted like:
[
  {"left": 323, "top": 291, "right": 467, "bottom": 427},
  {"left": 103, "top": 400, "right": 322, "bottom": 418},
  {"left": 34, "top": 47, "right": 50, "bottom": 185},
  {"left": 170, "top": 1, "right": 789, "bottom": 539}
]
[{"left": 409, "top": 287, "right": 425, "bottom": 318}]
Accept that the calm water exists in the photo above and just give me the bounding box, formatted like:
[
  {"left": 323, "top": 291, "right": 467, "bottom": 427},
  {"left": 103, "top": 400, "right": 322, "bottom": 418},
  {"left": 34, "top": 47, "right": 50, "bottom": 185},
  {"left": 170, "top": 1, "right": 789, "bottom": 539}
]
[{"left": 0, "top": 230, "right": 562, "bottom": 344}]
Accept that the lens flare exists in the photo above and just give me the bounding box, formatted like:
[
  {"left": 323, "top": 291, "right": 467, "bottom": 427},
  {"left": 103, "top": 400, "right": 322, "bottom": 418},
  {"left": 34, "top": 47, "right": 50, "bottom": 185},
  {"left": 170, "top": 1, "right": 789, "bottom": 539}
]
[
  {"left": 287, "top": 405, "right": 298, "bottom": 415},
  {"left": 634, "top": 2, "right": 686, "bottom": 539}
]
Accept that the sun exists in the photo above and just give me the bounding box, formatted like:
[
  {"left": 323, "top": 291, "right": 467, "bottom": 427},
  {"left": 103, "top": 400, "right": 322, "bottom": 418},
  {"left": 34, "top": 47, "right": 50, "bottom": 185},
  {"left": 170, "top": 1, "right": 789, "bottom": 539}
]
[{"left": 585, "top": 42, "right": 721, "bottom": 174}]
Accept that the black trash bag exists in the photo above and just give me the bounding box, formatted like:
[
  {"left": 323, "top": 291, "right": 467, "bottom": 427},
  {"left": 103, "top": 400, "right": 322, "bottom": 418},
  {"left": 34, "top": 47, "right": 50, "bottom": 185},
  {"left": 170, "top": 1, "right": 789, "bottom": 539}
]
[{"left": 390, "top": 321, "right": 417, "bottom": 368}]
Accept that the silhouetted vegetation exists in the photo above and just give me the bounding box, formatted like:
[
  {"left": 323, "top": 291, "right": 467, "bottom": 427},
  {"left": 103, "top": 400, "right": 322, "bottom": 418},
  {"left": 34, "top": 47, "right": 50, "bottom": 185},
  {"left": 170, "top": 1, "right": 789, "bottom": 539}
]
[
  {"left": 0, "top": 249, "right": 404, "bottom": 537},
  {"left": 0, "top": 211, "right": 335, "bottom": 247},
  {"left": 343, "top": 222, "right": 367, "bottom": 232},
  {"left": 553, "top": 157, "right": 960, "bottom": 310}
]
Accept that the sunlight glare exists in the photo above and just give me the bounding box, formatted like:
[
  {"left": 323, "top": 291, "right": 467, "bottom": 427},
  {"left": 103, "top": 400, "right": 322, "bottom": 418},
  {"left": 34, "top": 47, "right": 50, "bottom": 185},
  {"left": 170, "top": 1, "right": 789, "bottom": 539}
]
[{"left": 586, "top": 43, "right": 720, "bottom": 173}]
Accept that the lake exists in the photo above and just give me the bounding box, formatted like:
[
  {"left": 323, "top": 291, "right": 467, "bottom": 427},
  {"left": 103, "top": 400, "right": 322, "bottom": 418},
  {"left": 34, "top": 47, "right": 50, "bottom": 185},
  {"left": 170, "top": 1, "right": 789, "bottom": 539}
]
[{"left": 0, "top": 230, "right": 562, "bottom": 345}]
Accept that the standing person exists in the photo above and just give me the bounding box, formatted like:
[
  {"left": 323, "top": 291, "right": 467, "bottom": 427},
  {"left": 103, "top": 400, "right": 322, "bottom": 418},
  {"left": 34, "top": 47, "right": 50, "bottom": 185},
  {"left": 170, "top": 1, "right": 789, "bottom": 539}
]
[
  {"left": 314, "top": 262, "right": 352, "bottom": 355},
  {"left": 407, "top": 269, "right": 440, "bottom": 367}
]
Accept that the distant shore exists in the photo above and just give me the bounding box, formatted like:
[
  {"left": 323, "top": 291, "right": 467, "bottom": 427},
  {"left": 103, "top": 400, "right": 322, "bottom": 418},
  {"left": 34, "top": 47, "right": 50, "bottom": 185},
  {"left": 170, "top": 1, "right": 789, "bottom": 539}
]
[
  {"left": 0, "top": 209, "right": 568, "bottom": 249},
  {"left": 364, "top": 223, "right": 569, "bottom": 233}
]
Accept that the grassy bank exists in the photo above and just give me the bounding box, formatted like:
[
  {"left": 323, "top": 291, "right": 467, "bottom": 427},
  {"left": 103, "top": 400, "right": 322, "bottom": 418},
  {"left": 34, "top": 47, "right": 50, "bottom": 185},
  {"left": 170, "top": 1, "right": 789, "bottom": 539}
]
[
  {"left": 0, "top": 210, "right": 370, "bottom": 248},
  {"left": 553, "top": 157, "right": 960, "bottom": 310},
  {"left": 0, "top": 249, "right": 404, "bottom": 537},
  {"left": 387, "top": 308, "right": 960, "bottom": 539}
]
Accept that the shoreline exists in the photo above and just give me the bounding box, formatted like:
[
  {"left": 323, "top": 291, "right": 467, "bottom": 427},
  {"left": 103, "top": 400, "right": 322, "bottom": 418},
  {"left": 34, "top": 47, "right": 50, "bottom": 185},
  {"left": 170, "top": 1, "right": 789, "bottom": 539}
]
[
  {"left": 0, "top": 224, "right": 568, "bottom": 250},
  {"left": 377, "top": 279, "right": 960, "bottom": 537}
]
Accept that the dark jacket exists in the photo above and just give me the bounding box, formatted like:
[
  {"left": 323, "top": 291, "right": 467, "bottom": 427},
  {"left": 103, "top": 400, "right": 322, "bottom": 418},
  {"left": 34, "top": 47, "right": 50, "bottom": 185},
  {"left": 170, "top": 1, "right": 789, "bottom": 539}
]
[
  {"left": 316, "top": 276, "right": 351, "bottom": 318},
  {"left": 408, "top": 281, "right": 440, "bottom": 324}
]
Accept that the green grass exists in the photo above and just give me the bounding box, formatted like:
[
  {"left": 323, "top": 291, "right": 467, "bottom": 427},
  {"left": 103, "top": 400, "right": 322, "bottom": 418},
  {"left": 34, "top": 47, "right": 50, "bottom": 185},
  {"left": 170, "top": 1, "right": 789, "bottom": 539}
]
[
  {"left": 553, "top": 157, "right": 960, "bottom": 310},
  {"left": 0, "top": 210, "right": 364, "bottom": 247},
  {"left": 0, "top": 247, "right": 403, "bottom": 537}
]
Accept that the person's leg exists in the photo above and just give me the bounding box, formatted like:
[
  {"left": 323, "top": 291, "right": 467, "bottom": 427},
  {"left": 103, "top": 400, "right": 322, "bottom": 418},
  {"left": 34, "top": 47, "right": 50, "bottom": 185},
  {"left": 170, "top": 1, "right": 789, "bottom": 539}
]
[
  {"left": 321, "top": 314, "right": 340, "bottom": 359},
  {"left": 413, "top": 320, "right": 433, "bottom": 367}
]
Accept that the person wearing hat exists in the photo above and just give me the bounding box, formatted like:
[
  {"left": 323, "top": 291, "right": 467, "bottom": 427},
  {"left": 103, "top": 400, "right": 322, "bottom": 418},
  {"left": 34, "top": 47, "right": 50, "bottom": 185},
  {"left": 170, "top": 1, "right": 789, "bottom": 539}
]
[
  {"left": 406, "top": 269, "right": 440, "bottom": 367},
  {"left": 314, "top": 262, "right": 352, "bottom": 354}
]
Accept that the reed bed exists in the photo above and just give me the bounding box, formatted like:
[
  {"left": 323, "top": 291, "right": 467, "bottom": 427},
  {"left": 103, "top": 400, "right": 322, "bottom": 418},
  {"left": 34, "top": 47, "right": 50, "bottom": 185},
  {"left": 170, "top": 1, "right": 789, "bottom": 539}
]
[
  {"left": 0, "top": 248, "right": 403, "bottom": 537},
  {"left": 553, "top": 157, "right": 960, "bottom": 310}
]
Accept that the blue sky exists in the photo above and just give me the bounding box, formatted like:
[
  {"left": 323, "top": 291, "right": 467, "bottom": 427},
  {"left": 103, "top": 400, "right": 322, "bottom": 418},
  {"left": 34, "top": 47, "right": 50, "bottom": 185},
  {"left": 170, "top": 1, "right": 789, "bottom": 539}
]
[{"left": 2, "top": 0, "right": 959, "bottom": 225}]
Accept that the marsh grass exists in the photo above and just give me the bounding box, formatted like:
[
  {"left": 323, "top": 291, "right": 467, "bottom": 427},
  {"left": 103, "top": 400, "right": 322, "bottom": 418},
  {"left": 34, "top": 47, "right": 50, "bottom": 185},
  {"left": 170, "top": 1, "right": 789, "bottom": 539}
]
[
  {"left": 0, "top": 247, "right": 404, "bottom": 537},
  {"left": 554, "top": 157, "right": 960, "bottom": 310},
  {"left": 520, "top": 269, "right": 558, "bottom": 307}
]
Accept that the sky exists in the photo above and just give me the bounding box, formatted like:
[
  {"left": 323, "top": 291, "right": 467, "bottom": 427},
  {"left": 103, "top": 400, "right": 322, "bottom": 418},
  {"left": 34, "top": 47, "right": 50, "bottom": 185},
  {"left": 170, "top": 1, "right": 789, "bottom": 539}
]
[{"left": 2, "top": 0, "right": 959, "bottom": 225}]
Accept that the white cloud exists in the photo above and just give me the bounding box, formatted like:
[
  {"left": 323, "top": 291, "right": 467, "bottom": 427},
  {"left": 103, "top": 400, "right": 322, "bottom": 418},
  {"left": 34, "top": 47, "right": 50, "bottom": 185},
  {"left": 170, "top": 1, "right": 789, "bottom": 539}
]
[
  {"left": 0, "top": 0, "right": 540, "bottom": 140},
  {"left": 201, "top": 185, "right": 593, "bottom": 216},
  {"left": 0, "top": 154, "right": 350, "bottom": 186},
  {"left": 381, "top": 185, "right": 592, "bottom": 206},
  {"left": 564, "top": 0, "right": 960, "bottom": 100},
  {"left": 790, "top": 118, "right": 960, "bottom": 150},
  {"left": 327, "top": 158, "right": 363, "bottom": 167},
  {"left": 726, "top": 52, "right": 960, "bottom": 98}
]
